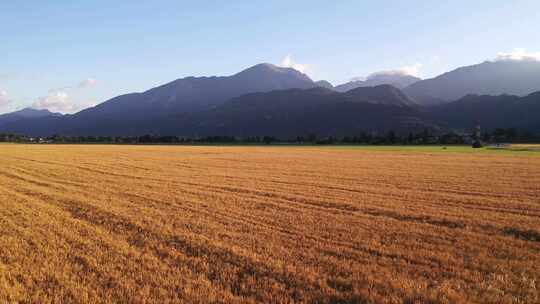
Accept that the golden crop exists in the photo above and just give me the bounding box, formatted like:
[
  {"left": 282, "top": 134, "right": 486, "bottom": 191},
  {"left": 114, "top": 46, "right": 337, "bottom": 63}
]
[{"left": 0, "top": 145, "right": 538, "bottom": 303}]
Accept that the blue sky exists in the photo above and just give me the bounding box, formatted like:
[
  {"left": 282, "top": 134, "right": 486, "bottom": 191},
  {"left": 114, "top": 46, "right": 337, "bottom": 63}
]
[{"left": 1, "top": 0, "right": 540, "bottom": 114}]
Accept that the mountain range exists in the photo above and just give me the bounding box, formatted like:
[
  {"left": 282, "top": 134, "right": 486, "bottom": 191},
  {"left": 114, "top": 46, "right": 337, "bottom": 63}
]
[
  {"left": 0, "top": 108, "right": 61, "bottom": 131},
  {"left": 334, "top": 73, "right": 421, "bottom": 92},
  {"left": 429, "top": 91, "right": 540, "bottom": 133},
  {"left": 1, "top": 60, "right": 540, "bottom": 137},
  {"left": 404, "top": 60, "right": 540, "bottom": 105},
  {"left": 157, "top": 85, "right": 432, "bottom": 137}
]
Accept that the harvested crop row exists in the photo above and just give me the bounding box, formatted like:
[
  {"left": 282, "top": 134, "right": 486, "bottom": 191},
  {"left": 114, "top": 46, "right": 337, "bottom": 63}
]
[{"left": 0, "top": 145, "right": 539, "bottom": 303}]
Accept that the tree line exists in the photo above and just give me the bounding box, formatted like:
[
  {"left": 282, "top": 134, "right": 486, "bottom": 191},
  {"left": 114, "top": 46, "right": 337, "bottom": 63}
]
[{"left": 1, "top": 128, "right": 539, "bottom": 145}]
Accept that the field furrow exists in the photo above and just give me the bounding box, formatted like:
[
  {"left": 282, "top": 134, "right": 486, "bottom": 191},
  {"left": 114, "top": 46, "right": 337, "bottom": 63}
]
[{"left": 0, "top": 145, "right": 539, "bottom": 303}]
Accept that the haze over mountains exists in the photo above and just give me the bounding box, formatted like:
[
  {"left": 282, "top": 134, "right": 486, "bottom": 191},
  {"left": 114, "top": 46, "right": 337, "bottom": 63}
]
[
  {"left": 334, "top": 73, "right": 422, "bottom": 92},
  {"left": 1, "top": 59, "right": 540, "bottom": 137},
  {"left": 404, "top": 60, "right": 540, "bottom": 105}
]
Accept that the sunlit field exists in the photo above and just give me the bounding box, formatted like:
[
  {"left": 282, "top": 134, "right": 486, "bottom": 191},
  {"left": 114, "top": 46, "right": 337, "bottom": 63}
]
[{"left": 0, "top": 144, "right": 539, "bottom": 303}]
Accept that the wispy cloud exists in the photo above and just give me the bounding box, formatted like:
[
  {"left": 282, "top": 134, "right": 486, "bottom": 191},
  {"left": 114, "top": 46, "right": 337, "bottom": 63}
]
[
  {"left": 368, "top": 63, "right": 423, "bottom": 78},
  {"left": 78, "top": 77, "right": 98, "bottom": 88},
  {"left": 350, "top": 76, "right": 366, "bottom": 82},
  {"left": 32, "top": 90, "right": 72, "bottom": 113},
  {"left": 279, "top": 55, "right": 313, "bottom": 75},
  {"left": 496, "top": 48, "right": 540, "bottom": 62},
  {"left": 31, "top": 89, "right": 95, "bottom": 114},
  {"left": 0, "top": 90, "right": 11, "bottom": 108},
  {"left": 30, "top": 77, "right": 98, "bottom": 113}
]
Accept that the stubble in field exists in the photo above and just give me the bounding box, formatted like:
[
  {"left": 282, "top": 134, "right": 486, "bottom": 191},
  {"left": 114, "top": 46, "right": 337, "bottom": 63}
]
[{"left": 0, "top": 145, "right": 538, "bottom": 303}]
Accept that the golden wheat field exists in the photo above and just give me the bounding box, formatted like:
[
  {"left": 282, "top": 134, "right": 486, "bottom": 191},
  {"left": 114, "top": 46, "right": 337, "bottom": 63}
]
[{"left": 0, "top": 144, "right": 539, "bottom": 304}]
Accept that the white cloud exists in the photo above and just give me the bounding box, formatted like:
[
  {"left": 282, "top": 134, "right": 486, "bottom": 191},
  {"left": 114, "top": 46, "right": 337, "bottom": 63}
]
[
  {"left": 49, "top": 77, "right": 99, "bottom": 91},
  {"left": 78, "top": 77, "right": 97, "bottom": 88},
  {"left": 495, "top": 48, "right": 540, "bottom": 62},
  {"left": 279, "top": 55, "right": 313, "bottom": 75},
  {"left": 368, "top": 63, "right": 423, "bottom": 78},
  {"left": 0, "top": 90, "right": 11, "bottom": 108},
  {"left": 31, "top": 90, "right": 92, "bottom": 114},
  {"left": 29, "top": 77, "right": 98, "bottom": 113},
  {"left": 350, "top": 76, "right": 366, "bottom": 82},
  {"left": 399, "top": 63, "right": 423, "bottom": 77}
]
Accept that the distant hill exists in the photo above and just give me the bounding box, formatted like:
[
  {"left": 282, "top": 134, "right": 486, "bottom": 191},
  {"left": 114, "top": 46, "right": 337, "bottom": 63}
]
[
  {"left": 335, "top": 74, "right": 421, "bottom": 92},
  {"left": 429, "top": 91, "right": 540, "bottom": 132},
  {"left": 0, "top": 108, "right": 61, "bottom": 119},
  {"left": 3, "top": 61, "right": 540, "bottom": 137},
  {"left": 0, "top": 108, "right": 61, "bottom": 130},
  {"left": 160, "top": 86, "right": 433, "bottom": 138},
  {"left": 315, "top": 80, "right": 334, "bottom": 89},
  {"left": 0, "top": 85, "right": 433, "bottom": 137},
  {"left": 344, "top": 85, "right": 418, "bottom": 107},
  {"left": 404, "top": 60, "right": 540, "bottom": 105},
  {"left": 70, "top": 63, "right": 316, "bottom": 122},
  {"left": 0, "top": 63, "right": 317, "bottom": 136}
]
